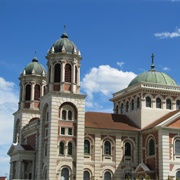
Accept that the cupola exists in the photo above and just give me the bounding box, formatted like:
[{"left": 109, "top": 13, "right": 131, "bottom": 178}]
[{"left": 128, "top": 53, "right": 177, "bottom": 87}]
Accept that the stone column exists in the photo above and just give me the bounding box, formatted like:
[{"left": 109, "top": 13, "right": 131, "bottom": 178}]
[
  {"left": 17, "top": 160, "right": 22, "bottom": 179},
  {"left": 9, "top": 161, "right": 13, "bottom": 180},
  {"left": 61, "top": 61, "right": 65, "bottom": 82},
  {"left": 94, "top": 133, "right": 101, "bottom": 179},
  {"left": 72, "top": 63, "right": 76, "bottom": 93},
  {"left": 21, "top": 83, "right": 25, "bottom": 108}
]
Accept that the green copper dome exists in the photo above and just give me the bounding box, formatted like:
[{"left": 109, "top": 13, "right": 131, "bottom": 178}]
[
  {"left": 128, "top": 54, "right": 177, "bottom": 87},
  {"left": 48, "top": 33, "right": 80, "bottom": 55},
  {"left": 24, "top": 57, "right": 46, "bottom": 76}
]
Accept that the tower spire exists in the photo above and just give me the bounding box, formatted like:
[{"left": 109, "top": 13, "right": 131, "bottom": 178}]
[{"left": 151, "top": 53, "right": 155, "bottom": 70}]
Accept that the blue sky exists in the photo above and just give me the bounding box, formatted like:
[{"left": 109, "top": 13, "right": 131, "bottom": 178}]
[{"left": 1, "top": 0, "right": 180, "bottom": 177}]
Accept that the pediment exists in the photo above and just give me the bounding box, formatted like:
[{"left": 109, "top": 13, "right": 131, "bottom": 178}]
[
  {"left": 7, "top": 143, "right": 34, "bottom": 156},
  {"left": 134, "top": 163, "right": 150, "bottom": 173},
  {"left": 158, "top": 111, "right": 180, "bottom": 129}
]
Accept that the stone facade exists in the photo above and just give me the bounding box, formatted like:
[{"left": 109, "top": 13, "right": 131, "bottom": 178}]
[{"left": 8, "top": 32, "right": 180, "bottom": 180}]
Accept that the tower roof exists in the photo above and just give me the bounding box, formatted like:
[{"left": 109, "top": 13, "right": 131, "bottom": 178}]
[
  {"left": 128, "top": 54, "right": 177, "bottom": 87},
  {"left": 23, "top": 57, "right": 46, "bottom": 76},
  {"left": 48, "top": 32, "right": 80, "bottom": 55}
]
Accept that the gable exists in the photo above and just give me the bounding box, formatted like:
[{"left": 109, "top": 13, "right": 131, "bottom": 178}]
[{"left": 168, "top": 118, "right": 180, "bottom": 128}]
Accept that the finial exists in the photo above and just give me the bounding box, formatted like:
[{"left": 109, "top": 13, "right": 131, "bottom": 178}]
[
  {"left": 64, "top": 25, "right": 66, "bottom": 33},
  {"left": 32, "top": 51, "right": 38, "bottom": 62},
  {"left": 151, "top": 53, "right": 155, "bottom": 70}
]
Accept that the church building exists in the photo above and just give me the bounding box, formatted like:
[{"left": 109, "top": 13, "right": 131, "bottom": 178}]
[{"left": 7, "top": 31, "right": 180, "bottom": 180}]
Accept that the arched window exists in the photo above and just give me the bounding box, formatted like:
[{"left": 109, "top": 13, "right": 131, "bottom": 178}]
[
  {"left": 116, "top": 105, "right": 118, "bottom": 114},
  {"left": 75, "top": 66, "right": 78, "bottom": 84},
  {"left": 175, "top": 139, "right": 180, "bottom": 154},
  {"left": 68, "top": 110, "right": 72, "bottom": 120},
  {"left": 48, "top": 65, "right": 51, "bottom": 84},
  {"left": 62, "top": 110, "right": 66, "bottom": 120},
  {"left": 59, "top": 142, "right": 64, "bottom": 155},
  {"left": 121, "top": 103, "right": 124, "bottom": 114},
  {"left": 104, "top": 171, "right": 111, "bottom": 180},
  {"left": 156, "top": 98, "right": 161, "bottom": 108},
  {"left": 84, "top": 140, "right": 90, "bottom": 154},
  {"left": 68, "top": 142, "right": 72, "bottom": 155},
  {"left": 83, "top": 171, "right": 90, "bottom": 180},
  {"left": 148, "top": 138, "right": 155, "bottom": 156},
  {"left": 146, "top": 96, "right": 151, "bottom": 107},
  {"left": 176, "top": 171, "right": 180, "bottom": 179},
  {"left": 176, "top": 100, "right": 180, "bottom": 110},
  {"left": 34, "top": 84, "right": 40, "bottom": 100},
  {"left": 131, "top": 99, "right": 134, "bottom": 110},
  {"left": 166, "top": 99, "right": 171, "bottom": 109},
  {"left": 104, "top": 141, "right": 111, "bottom": 155},
  {"left": 125, "top": 142, "right": 131, "bottom": 156},
  {"left": 61, "top": 168, "right": 69, "bottom": 180},
  {"left": 25, "top": 84, "right": 31, "bottom": 100},
  {"left": 126, "top": 101, "right": 129, "bottom": 112},
  {"left": 54, "top": 64, "right": 61, "bottom": 82},
  {"left": 137, "top": 97, "right": 140, "bottom": 108},
  {"left": 65, "top": 64, "right": 71, "bottom": 83}
]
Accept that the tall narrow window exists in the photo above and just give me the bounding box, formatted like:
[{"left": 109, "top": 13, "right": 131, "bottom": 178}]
[
  {"left": 146, "top": 96, "right": 151, "bottom": 107},
  {"left": 121, "top": 103, "right": 124, "bottom": 114},
  {"left": 149, "top": 138, "right": 155, "bottom": 156},
  {"left": 34, "top": 84, "right": 40, "bottom": 100},
  {"left": 75, "top": 66, "right": 78, "bottom": 84},
  {"left": 104, "top": 172, "right": 111, "bottom": 180},
  {"left": 131, "top": 99, "right": 134, "bottom": 110},
  {"left": 65, "top": 64, "right": 71, "bottom": 83},
  {"left": 126, "top": 101, "right": 129, "bottom": 112},
  {"left": 59, "top": 142, "right": 64, "bottom": 155},
  {"left": 116, "top": 105, "right": 118, "bottom": 114},
  {"left": 156, "top": 98, "right": 161, "bottom": 108},
  {"left": 68, "top": 110, "right": 72, "bottom": 120},
  {"left": 54, "top": 64, "right": 61, "bottom": 82},
  {"left": 104, "top": 141, "right": 111, "bottom": 155},
  {"left": 83, "top": 171, "right": 90, "bottom": 180},
  {"left": 84, "top": 140, "right": 90, "bottom": 154},
  {"left": 25, "top": 84, "right": 31, "bottom": 100},
  {"left": 68, "top": 142, "right": 72, "bottom": 155},
  {"left": 175, "top": 139, "right": 180, "bottom": 154},
  {"left": 62, "top": 110, "right": 66, "bottom": 120},
  {"left": 125, "top": 142, "right": 131, "bottom": 156},
  {"left": 137, "top": 97, "right": 140, "bottom": 108},
  {"left": 166, "top": 99, "right": 171, "bottom": 109},
  {"left": 176, "top": 100, "right": 180, "bottom": 110}
]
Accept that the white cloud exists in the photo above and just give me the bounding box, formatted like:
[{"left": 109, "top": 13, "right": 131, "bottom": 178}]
[
  {"left": 0, "top": 77, "right": 18, "bottom": 176},
  {"left": 162, "top": 67, "right": 170, "bottom": 71},
  {"left": 117, "top": 61, "right": 125, "bottom": 68},
  {"left": 154, "top": 28, "right": 180, "bottom": 39},
  {"left": 81, "top": 65, "right": 136, "bottom": 109}
]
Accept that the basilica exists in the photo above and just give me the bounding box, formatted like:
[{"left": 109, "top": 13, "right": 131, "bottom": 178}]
[{"left": 7, "top": 31, "right": 180, "bottom": 180}]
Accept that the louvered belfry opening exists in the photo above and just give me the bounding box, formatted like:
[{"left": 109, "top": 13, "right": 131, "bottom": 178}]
[
  {"left": 25, "top": 84, "right": 31, "bottom": 101},
  {"left": 54, "top": 63, "right": 61, "bottom": 82},
  {"left": 34, "top": 84, "right": 40, "bottom": 100},
  {"left": 75, "top": 66, "right": 78, "bottom": 84},
  {"left": 65, "top": 64, "right": 71, "bottom": 83}
]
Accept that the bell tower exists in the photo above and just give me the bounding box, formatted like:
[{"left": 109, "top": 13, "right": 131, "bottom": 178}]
[
  {"left": 37, "top": 31, "right": 86, "bottom": 180},
  {"left": 46, "top": 33, "right": 81, "bottom": 94}
]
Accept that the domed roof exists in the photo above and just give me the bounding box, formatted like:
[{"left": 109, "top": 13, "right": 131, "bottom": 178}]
[
  {"left": 48, "top": 33, "right": 80, "bottom": 55},
  {"left": 23, "top": 57, "right": 46, "bottom": 76},
  {"left": 128, "top": 54, "right": 177, "bottom": 87}
]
